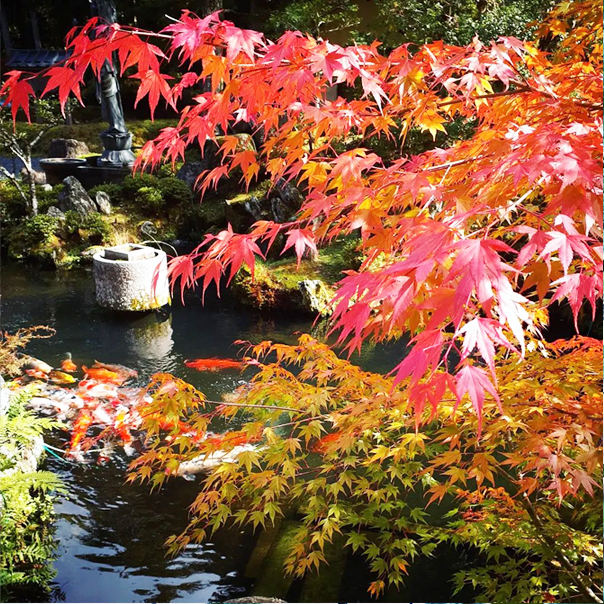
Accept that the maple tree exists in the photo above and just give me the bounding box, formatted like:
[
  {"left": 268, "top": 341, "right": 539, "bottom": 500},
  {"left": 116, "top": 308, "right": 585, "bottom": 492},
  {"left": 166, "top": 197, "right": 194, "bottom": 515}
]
[{"left": 2, "top": 0, "right": 602, "bottom": 599}]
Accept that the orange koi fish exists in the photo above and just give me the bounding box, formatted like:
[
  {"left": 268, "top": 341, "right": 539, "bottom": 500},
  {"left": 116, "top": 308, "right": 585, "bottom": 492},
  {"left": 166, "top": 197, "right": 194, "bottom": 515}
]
[
  {"left": 185, "top": 358, "right": 244, "bottom": 372},
  {"left": 69, "top": 410, "right": 94, "bottom": 450},
  {"left": 82, "top": 365, "right": 123, "bottom": 384},
  {"left": 61, "top": 353, "right": 77, "bottom": 373},
  {"left": 92, "top": 361, "right": 137, "bottom": 379}
]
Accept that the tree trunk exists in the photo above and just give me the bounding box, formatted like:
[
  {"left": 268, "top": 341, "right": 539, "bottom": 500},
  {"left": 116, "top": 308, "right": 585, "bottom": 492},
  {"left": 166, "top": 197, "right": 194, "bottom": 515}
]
[
  {"left": 0, "top": 5, "right": 12, "bottom": 57},
  {"left": 25, "top": 147, "right": 38, "bottom": 216},
  {"left": 30, "top": 8, "right": 42, "bottom": 50}
]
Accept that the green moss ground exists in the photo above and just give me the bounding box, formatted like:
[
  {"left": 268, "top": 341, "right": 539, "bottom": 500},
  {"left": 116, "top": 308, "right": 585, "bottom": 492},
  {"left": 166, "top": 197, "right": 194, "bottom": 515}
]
[
  {"left": 17, "top": 119, "right": 177, "bottom": 155},
  {"left": 232, "top": 237, "right": 361, "bottom": 311}
]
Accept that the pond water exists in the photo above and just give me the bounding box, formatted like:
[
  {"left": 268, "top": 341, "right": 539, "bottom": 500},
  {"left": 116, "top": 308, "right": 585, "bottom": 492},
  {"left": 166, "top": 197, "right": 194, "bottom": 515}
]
[{"left": 1, "top": 265, "right": 467, "bottom": 603}]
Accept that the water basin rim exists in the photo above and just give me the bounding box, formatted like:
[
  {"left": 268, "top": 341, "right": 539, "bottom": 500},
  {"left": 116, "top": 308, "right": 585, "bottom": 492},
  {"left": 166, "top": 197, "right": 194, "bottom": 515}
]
[{"left": 93, "top": 249, "right": 167, "bottom": 264}]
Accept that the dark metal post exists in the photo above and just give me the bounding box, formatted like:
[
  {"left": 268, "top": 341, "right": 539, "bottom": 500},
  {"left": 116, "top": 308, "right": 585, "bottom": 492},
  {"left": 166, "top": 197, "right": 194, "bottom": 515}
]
[{"left": 90, "top": 0, "right": 135, "bottom": 166}]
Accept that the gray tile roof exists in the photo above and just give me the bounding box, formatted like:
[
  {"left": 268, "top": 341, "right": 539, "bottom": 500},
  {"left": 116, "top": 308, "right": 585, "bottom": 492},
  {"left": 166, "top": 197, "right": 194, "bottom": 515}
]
[{"left": 6, "top": 49, "right": 72, "bottom": 69}]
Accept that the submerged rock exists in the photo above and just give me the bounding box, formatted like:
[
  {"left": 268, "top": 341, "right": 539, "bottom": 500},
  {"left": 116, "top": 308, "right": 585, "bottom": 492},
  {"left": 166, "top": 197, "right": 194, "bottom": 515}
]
[{"left": 58, "top": 176, "right": 97, "bottom": 218}]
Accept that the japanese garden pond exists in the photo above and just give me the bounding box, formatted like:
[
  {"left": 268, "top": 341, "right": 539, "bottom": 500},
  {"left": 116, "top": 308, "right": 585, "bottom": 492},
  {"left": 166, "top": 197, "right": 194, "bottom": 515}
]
[{"left": 1, "top": 265, "right": 470, "bottom": 603}]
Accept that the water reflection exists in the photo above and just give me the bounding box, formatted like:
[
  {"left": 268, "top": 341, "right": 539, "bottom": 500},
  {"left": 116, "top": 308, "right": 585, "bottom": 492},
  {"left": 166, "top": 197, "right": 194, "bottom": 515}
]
[
  {"left": 124, "top": 312, "right": 177, "bottom": 373},
  {"left": 48, "top": 455, "right": 254, "bottom": 603},
  {"left": 1, "top": 265, "right": 414, "bottom": 603}
]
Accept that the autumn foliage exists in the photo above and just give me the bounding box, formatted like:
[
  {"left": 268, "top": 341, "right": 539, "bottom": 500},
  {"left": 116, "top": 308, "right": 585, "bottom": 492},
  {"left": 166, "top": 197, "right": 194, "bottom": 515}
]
[
  {"left": 2, "top": 0, "right": 602, "bottom": 600},
  {"left": 3, "top": 0, "right": 600, "bottom": 424}
]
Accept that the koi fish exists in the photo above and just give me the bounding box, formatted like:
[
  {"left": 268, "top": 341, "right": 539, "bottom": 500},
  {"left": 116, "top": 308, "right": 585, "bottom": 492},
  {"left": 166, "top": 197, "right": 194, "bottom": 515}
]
[
  {"left": 24, "top": 368, "right": 49, "bottom": 380},
  {"left": 69, "top": 410, "right": 94, "bottom": 450},
  {"left": 185, "top": 358, "right": 244, "bottom": 372},
  {"left": 82, "top": 365, "right": 123, "bottom": 384},
  {"left": 23, "top": 357, "right": 53, "bottom": 374},
  {"left": 49, "top": 370, "right": 77, "bottom": 385},
  {"left": 61, "top": 353, "right": 77, "bottom": 373},
  {"left": 78, "top": 380, "right": 119, "bottom": 400},
  {"left": 92, "top": 361, "right": 137, "bottom": 379}
]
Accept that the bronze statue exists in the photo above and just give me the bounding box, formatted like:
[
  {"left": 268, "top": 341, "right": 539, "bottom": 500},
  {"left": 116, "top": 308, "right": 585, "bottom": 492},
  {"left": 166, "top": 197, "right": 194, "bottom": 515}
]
[{"left": 90, "top": 0, "right": 135, "bottom": 166}]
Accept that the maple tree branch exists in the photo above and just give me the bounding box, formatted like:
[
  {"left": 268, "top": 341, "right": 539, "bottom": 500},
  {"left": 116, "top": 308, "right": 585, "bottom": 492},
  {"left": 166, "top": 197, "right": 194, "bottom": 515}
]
[
  {"left": 499, "top": 466, "right": 603, "bottom": 603},
  {"left": 203, "top": 399, "right": 299, "bottom": 413},
  {"left": 437, "top": 86, "right": 532, "bottom": 107},
  {"left": 423, "top": 154, "right": 492, "bottom": 173}
]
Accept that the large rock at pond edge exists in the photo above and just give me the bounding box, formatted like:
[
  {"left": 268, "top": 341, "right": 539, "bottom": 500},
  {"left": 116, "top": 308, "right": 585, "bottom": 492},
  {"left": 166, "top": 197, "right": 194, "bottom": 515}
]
[
  {"left": 95, "top": 191, "right": 112, "bottom": 215},
  {"left": 176, "top": 161, "right": 207, "bottom": 190},
  {"left": 298, "top": 279, "right": 333, "bottom": 316},
  {"left": 48, "top": 138, "right": 90, "bottom": 158},
  {"left": 58, "top": 176, "right": 97, "bottom": 217}
]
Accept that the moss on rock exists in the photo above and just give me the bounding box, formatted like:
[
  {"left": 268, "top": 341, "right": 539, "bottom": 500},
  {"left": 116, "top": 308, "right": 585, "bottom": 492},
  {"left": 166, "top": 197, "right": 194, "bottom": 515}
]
[{"left": 231, "top": 238, "right": 360, "bottom": 314}]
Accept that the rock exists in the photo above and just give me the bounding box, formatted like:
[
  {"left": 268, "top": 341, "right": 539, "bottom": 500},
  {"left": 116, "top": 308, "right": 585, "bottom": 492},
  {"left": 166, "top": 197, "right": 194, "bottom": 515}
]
[
  {"left": 48, "top": 138, "right": 90, "bottom": 159},
  {"left": 242, "top": 196, "right": 264, "bottom": 222},
  {"left": 58, "top": 176, "right": 97, "bottom": 217},
  {"left": 80, "top": 245, "right": 105, "bottom": 258},
  {"left": 41, "top": 184, "right": 53, "bottom": 192},
  {"left": 46, "top": 206, "right": 66, "bottom": 219},
  {"left": 176, "top": 160, "right": 207, "bottom": 190},
  {"left": 274, "top": 178, "right": 303, "bottom": 209},
  {"left": 95, "top": 191, "right": 112, "bottom": 215},
  {"left": 270, "top": 197, "right": 292, "bottom": 223},
  {"left": 298, "top": 279, "right": 333, "bottom": 316},
  {"left": 20, "top": 168, "right": 47, "bottom": 185}
]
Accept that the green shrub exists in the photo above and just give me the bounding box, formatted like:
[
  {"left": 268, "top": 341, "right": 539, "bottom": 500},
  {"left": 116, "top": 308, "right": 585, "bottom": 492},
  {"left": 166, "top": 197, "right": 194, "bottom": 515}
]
[
  {"left": 19, "top": 215, "right": 59, "bottom": 245},
  {"left": 156, "top": 161, "right": 184, "bottom": 178},
  {"left": 7, "top": 214, "right": 61, "bottom": 264},
  {"left": 88, "top": 182, "right": 124, "bottom": 204},
  {"left": 134, "top": 186, "right": 164, "bottom": 215},
  {"left": 36, "top": 184, "right": 63, "bottom": 214},
  {"left": 62, "top": 211, "right": 111, "bottom": 245},
  {"left": 0, "top": 181, "right": 28, "bottom": 223},
  {"left": 122, "top": 173, "right": 160, "bottom": 200},
  {"left": 0, "top": 387, "right": 65, "bottom": 597},
  {"left": 158, "top": 177, "right": 193, "bottom": 207}
]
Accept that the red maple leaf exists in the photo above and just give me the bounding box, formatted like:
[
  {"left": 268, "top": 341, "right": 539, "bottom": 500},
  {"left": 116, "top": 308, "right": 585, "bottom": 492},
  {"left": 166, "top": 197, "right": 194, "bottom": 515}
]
[
  {"left": 455, "top": 364, "right": 501, "bottom": 435},
  {"left": 282, "top": 228, "right": 318, "bottom": 268},
  {"left": 1, "top": 72, "right": 34, "bottom": 122},
  {"left": 132, "top": 70, "right": 175, "bottom": 119}
]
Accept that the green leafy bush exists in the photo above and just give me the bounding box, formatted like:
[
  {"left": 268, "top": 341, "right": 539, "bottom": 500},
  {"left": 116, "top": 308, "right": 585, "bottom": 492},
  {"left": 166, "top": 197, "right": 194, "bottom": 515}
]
[
  {"left": 7, "top": 214, "right": 61, "bottom": 265},
  {"left": 36, "top": 184, "right": 63, "bottom": 214},
  {"left": 13, "top": 214, "right": 59, "bottom": 247},
  {"left": 156, "top": 161, "right": 184, "bottom": 178},
  {"left": 0, "top": 181, "right": 28, "bottom": 224},
  {"left": 0, "top": 387, "right": 65, "bottom": 596},
  {"left": 122, "top": 173, "right": 160, "bottom": 200},
  {"left": 157, "top": 177, "right": 193, "bottom": 207},
  {"left": 134, "top": 186, "right": 164, "bottom": 215},
  {"left": 62, "top": 211, "right": 111, "bottom": 245}
]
